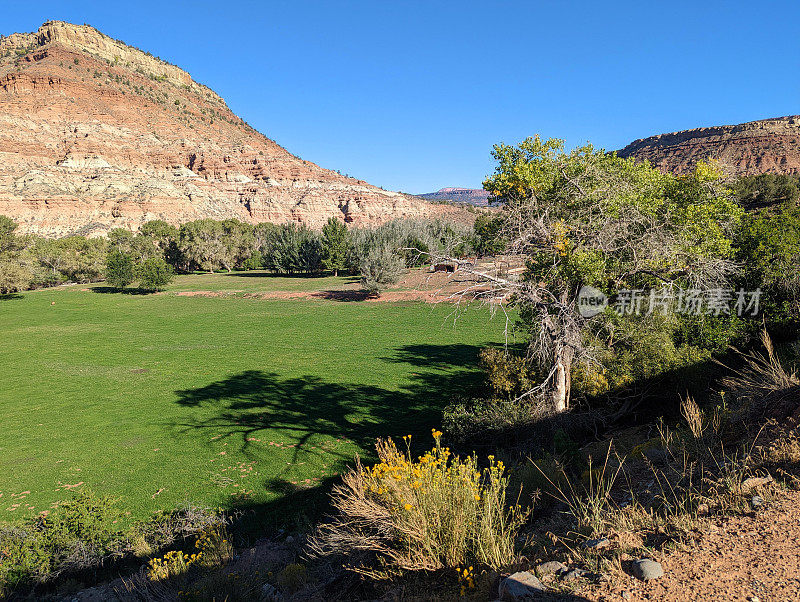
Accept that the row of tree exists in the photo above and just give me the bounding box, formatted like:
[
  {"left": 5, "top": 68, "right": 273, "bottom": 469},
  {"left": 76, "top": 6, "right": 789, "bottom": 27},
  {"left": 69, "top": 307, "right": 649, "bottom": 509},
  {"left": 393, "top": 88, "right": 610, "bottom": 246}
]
[
  {"left": 0, "top": 215, "right": 482, "bottom": 295},
  {"left": 102, "top": 216, "right": 480, "bottom": 293},
  {"left": 0, "top": 218, "right": 107, "bottom": 294}
]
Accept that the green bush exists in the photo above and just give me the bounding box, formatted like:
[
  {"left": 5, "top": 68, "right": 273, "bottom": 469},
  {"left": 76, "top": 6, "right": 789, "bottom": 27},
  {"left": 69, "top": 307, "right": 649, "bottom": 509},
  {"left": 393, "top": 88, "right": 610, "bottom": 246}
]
[
  {"left": 321, "top": 217, "right": 350, "bottom": 276},
  {"left": 733, "top": 173, "right": 799, "bottom": 207},
  {"left": 242, "top": 250, "right": 263, "bottom": 270},
  {"left": 443, "top": 396, "right": 546, "bottom": 445},
  {"left": 136, "top": 257, "right": 174, "bottom": 291},
  {"left": 105, "top": 250, "right": 134, "bottom": 289},
  {"left": 473, "top": 213, "right": 507, "bottom": 256},
  {"left": 0, "top": 495, "right": 226, "bottom": 598},
  {"left": 0, "top": 254, "right": 33, "bottom": 294},
  {"left": 0, "top": 492, "right": 125, "bottom": 597},
  {"left": 477, "top": 347, "right": 538, "bottom": 400},
  {"left": 359, "top": 245, "right": 404, "bottom": 295},
  {"left": 734, "top": 202, "right": 800, "bottom": 331}
]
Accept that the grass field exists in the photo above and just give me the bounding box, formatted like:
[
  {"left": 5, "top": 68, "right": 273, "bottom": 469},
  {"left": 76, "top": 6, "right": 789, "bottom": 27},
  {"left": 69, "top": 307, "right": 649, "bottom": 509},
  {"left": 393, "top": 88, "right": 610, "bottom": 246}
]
[{"left": 0, "top": 272, "right": 507, "bottom": 529}]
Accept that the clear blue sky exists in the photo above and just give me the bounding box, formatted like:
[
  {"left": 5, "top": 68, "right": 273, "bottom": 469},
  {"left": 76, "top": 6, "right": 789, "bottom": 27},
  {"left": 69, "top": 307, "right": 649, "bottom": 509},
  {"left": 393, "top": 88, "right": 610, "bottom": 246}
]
[{"left": 4, "top": 1, "right": 798, "bottom": 193}]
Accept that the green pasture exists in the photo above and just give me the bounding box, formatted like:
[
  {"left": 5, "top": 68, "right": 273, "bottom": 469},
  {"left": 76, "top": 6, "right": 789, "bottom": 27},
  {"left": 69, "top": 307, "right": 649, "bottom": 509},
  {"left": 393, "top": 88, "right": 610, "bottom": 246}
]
[{"left": 0, "top": 273, "right": 506, "bottom": 528}]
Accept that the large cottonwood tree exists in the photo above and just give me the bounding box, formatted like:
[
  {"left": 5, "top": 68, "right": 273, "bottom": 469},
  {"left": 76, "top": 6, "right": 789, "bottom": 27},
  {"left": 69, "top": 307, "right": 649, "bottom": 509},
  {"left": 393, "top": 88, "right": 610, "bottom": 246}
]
[{"left": 475, "top": 137, "right": 743, "bottom": 412}]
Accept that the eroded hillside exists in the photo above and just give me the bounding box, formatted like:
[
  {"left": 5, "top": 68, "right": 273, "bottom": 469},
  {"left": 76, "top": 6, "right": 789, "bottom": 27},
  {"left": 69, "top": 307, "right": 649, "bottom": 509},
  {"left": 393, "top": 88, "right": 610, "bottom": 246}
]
[
  {"left": 0, "top": 21, "right": 466, "bottom": 236},
  {"left": 618, "top": 116, "right": 800, "bottom": 175}
]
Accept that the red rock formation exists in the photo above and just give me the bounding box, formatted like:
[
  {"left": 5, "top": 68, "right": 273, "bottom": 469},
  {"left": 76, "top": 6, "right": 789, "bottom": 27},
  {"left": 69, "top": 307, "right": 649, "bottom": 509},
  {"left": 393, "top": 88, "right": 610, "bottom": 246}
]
[
  {"left": 617, "top": 116, "right": 800, "bottom": 175},
  {"left": 417, "top": 188, "right": 491, "bottom": 207},
  {"left": 0, "top": 21, "right": 468, "bottom": 236}
]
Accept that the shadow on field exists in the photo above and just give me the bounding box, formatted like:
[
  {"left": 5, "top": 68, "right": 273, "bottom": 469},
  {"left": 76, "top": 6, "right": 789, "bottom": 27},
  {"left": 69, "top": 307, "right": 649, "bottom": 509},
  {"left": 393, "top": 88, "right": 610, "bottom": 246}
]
[
  {"left": 314, "top": 290, "right": 373, "bottom": 301},
  {"left": 90, "top": 286, "right": 153, "bottom": 295},
  {"left": 171, "top": 343, "right": 489, "bottom": 531},
  {"left": 382, "top": 342, "right": 497, "bottom": 369},
  {"left": 221, "top": 271, "right": 360, "bottom": 283},
  {"left": 0, "top": 293, "right": 22, "bottom": 300}
]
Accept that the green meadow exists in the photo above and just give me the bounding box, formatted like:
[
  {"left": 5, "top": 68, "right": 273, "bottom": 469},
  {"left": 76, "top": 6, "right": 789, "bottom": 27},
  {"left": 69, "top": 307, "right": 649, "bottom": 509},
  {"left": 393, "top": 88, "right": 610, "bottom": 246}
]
[{"left": 0, "top": 272, "right": 506, "bottom": 527}]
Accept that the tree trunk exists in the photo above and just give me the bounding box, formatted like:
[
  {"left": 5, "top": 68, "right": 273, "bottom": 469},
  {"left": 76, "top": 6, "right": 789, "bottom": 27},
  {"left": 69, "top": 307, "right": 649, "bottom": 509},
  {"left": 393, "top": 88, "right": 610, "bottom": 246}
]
[{"left": 549, "top": 345, "right": 573, "bottom": 412}]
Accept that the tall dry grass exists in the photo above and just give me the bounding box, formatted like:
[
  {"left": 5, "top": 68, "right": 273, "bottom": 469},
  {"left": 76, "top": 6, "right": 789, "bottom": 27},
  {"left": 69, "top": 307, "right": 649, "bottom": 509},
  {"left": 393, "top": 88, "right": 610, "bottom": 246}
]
[{"left": 720, "top": 329, "right": 799, "bottom": 405}]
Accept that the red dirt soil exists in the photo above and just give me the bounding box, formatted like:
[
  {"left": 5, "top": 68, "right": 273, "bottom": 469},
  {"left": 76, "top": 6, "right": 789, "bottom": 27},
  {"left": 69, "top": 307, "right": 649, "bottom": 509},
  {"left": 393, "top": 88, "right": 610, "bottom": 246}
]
[{"left": 581, "top": 487, "right": 800, "bottom": 601}]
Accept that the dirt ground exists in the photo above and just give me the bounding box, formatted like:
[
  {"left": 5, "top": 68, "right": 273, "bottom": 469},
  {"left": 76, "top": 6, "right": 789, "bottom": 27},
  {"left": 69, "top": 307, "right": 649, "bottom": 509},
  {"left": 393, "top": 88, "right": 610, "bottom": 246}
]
[
  {"left": 581, "top": 487, "right": 800, "bottom": 601},
  {"left": 167, "top": 268, "right": 499, "bottom": 304}
]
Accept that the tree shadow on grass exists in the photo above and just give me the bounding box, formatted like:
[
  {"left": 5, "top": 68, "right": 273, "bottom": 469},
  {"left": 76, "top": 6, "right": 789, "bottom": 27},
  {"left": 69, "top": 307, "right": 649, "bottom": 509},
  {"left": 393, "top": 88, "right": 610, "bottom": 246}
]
[
  {"left": 90, "top": 286, "right": 153, "bottom": 295},
  {"left": 222, "top": 271, "right": 360, "bottom": 282},
  {"left": 0, "top": 293, "right": 23, "bottom": 300},
  {"left": 381, "top": 342, "right": 498, "bottom": 370},
  {"left": 312, "top": 290, "right": 373, "bottom": 302},
  {"left": 171, "top": 344, "right": 491, "bottom": 532}
]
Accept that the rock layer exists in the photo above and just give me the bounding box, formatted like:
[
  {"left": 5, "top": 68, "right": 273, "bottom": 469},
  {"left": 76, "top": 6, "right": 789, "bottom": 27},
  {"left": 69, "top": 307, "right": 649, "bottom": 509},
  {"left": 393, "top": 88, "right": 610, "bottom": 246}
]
[
  {"left": 417, "top": 187, "right": 491, "bottom": 207},
  {"left": 0, "top": 21, "right": 466, "bottom": 236},
  {"left": 617, "top": 116, "right": 800, "bottom": 175}
]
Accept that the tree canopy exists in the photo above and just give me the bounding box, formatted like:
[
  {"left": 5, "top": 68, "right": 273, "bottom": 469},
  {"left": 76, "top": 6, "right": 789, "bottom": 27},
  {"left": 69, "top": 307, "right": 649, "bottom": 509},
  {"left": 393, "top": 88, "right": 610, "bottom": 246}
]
[{"left": 481, "top": 136, "right": 744, "bottom": 411}]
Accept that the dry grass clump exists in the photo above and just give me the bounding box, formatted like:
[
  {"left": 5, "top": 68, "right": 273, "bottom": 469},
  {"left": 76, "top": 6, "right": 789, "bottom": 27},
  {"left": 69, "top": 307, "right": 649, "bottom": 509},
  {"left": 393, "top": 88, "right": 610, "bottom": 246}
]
[
  {"left": 531, "top": 444, "right": 624, "bottom": 538},
  {"left": 132, "top": 502, "right": 228, "bottom": 557},
  {"left": 525, "top": 395, "right": 772, "bottom": 564},
  {"left": 719, "top": 330, "right": 799, "bottom": 415},
  {"left": 123, "top": 523, "right": 239, "bottom": 600},
  {"left": 310, "top": 430, "right": 529, "bottom": 573},
  {"left": 762, "top": 429, "right": 800, "bottom": 473}
]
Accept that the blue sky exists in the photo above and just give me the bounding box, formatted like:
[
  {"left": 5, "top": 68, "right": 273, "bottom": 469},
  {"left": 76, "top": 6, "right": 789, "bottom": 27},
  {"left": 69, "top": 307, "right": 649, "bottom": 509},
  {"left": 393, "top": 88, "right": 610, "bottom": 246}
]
[{"left": 4, "top": 1, "right": 798, "bottom": 193}]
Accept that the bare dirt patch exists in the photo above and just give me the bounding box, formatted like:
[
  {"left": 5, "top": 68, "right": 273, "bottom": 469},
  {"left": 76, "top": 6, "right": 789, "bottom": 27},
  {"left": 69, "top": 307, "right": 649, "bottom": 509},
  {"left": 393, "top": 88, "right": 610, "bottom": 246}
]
[
  {"left": 160, "top": 271, "right": 495, "bottom": 304},
  {"left": 581, "top": 487, "right": 800, "bottom": 601}
]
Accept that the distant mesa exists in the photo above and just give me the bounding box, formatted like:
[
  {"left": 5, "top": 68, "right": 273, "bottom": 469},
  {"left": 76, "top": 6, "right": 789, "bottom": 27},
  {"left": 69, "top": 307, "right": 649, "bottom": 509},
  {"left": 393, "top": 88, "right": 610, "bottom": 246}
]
[
  {"left": 0, "top": 21, "right": 471, "bottom": 236},
  {"left": 422, "top": 116, "right": 800, "bottom": 208},
  {"left": 417, "top": 188, "right": 491, "bottom": 207},
  {"left": 617, "top": 115, "right": 800, "bottom": 176}
]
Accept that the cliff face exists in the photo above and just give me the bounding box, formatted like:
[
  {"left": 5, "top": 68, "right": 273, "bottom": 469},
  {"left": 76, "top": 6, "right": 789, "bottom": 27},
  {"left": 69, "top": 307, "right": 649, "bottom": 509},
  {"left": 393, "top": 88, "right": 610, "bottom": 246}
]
[
  {"left": 0, "top": 21, "right": 465, "bottom": 236},
  {"left": 617, "top": 116, "right": 800, "bottom": 175},
  {"left": 417, "top": 188, "right": 491, "bottom": 207}
]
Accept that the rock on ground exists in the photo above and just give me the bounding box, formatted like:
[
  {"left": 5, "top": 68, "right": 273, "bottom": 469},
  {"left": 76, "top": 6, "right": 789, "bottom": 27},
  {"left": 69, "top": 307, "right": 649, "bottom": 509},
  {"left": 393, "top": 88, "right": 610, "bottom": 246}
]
[
  {"left": 499, "top": 571, "right": 546, "bottom": 600},
  {"left": 631, "top": 559, "right": 664, "bottom": 581},
  {"left": 536, "top": 560, "right": 567, "bottom": 575}
]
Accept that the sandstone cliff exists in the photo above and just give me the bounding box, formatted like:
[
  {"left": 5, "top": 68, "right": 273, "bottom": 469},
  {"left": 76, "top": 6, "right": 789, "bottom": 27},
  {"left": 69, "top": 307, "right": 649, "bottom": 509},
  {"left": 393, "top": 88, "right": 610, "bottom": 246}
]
[
  {"left": 0, "top": 21, "right": 466, "bottom": 236},
  {"left": 417, "top": 188, "right": 491, "bottom": 207},
  {"left": 617, "top": 116, "right": 800, "bottom": 175}
]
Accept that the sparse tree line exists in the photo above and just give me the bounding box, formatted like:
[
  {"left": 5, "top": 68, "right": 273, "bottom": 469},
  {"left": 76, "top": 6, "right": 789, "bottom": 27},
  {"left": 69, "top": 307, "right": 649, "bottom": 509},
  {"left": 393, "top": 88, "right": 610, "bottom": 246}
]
[{"left": 0, "top": 214, "right": 487, "bottom": 295}]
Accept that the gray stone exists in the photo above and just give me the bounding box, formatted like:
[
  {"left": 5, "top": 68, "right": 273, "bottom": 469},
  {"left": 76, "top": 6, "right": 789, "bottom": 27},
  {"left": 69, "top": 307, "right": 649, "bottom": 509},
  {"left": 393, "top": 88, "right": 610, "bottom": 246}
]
[
  {"left": 498, "top": 571, "right": 546, "bottom": 600},
  {"left": 631, "top": 558, "right": 664, "bottom": 581},
  {"left": 751, "top": 495, "right": 765, "bottom": 509},
  {"left": 560, "top": 568, "right": 590, "bottom": 581},
  {"left": 622, "top": 592, "right": 632, "bottom": 600},
  {"left": 261, "top": 582, "right": 281, "bottom": 601},
  {"left": 643, "top": 447, "right": 669, "bottom": 464},
  {"left": 582, "top": 536, "right": 610, "bottom": 549},
  {"left": 536, "top": 560, "right": 567, "bottom": 575}
]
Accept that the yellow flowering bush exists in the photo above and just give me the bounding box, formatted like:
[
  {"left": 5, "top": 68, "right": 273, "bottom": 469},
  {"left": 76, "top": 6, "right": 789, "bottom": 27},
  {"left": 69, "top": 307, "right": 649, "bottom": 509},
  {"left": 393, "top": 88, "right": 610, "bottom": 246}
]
[
  {"left": 311, "top": 430, "right": 529, "bottom": 571},
  {"left": 147, "top": 550, "right": 199, "bottom": 581},
  {"left": 193, "top": 525, "right": 232, "bottom": 568},
  {"left": 457, "top": 565, "right": 476, "bottom": 595},
  {"left": 146, "top": 525, "right": 232, "bottom": 581}
]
